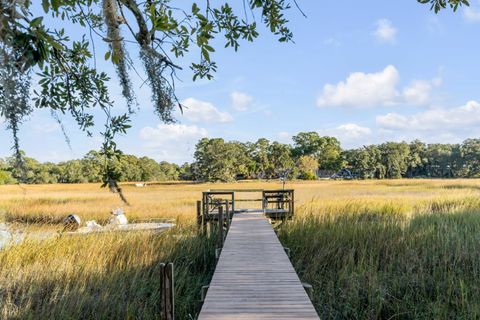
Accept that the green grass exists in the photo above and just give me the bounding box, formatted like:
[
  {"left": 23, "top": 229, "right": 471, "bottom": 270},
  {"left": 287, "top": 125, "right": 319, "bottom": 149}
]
[{"left": 279, "top": 200, "right": 480, "bottom": 319}]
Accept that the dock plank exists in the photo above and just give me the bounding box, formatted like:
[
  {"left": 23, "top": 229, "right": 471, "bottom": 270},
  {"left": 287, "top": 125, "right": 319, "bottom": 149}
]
[{"left": 198, "top": 211, "right": 318, "bottom": 319}]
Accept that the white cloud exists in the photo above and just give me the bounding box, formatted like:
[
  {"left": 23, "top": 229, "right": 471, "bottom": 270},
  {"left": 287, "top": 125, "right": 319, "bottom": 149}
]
[
  {"left": 463, "top": 7, "right": 480, "bottom": 22},
  {"left": 374, "top": 19, "right": 397, "bottom": 43},
  {"left": 335, "top": 123, "right": 372, "bottom": 139},
  {"left": 376, "top": 100, "right": 480, "bottom": 132},
  {"left": 318, "top": 123, "right": 372, "bottom": 147},
  {"left": 403, "top": 80, "right": 433, "bottom": 105},
  {"left": 180, "top": 97, "right": 233, "bottom": 123},
  {"left": 317, "top": 65, "right": 442, "bottom": 108},
  {"left": 231, "top": 91, "right": 253, "bottom": 111},
  {"left": 139, "top": 123, "right": 208, "bottom": 163},
  {"left": 317, "top": 65, "right": 400, "bottom": 107}
]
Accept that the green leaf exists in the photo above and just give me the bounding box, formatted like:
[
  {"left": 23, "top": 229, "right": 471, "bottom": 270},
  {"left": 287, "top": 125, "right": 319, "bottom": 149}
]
[
  {"left": 104, "top": 51, "right": 111, "bottom": 61},
  {"left": 192, "top": 3, "right": 200, "bottom": 15},
  {"left": 201, "top": 47, "right": 210, "bottom": 61},
  {"left": 42, "top": 0, "right": 50, "bottom": 13},
  {"left": 30, "top": 17, "right": 44, "bottom": 28},
  {"left": 51, "top": 0, "right": 61, "bottom": 10}
]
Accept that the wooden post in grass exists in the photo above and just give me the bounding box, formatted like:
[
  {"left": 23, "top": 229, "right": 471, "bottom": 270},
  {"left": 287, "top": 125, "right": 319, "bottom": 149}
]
[
  {"left": 196, "top": 200, "right": 202, "bottom": 229},
  {"left": 217, "top": 206, "right": 224, "bottom": 249},
  {"left": 291, "top": 190, "right": 295, "bottom": 219},
  {"left": 160, "top": 263, "right": 175, "bottom": 320},
  {"left": 205, "top": 193, "right": 210, "bottom": 236},
  {"left": 225, "top": 200, "right": 230, "bottom": 231}
]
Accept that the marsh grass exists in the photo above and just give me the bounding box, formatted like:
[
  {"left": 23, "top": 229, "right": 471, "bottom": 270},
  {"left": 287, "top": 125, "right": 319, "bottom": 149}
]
[
  {"left": 3, "top": 179, "right": 480, "bottom": 225},
  {"left": 0, "top": 227, "right": 215, "bottom": 319},
  {"left": 279, "top": 199, "right": 480, "bottom": 319},
  {"left": 3, "top": 179, "right": 480, "bottom": 319}
]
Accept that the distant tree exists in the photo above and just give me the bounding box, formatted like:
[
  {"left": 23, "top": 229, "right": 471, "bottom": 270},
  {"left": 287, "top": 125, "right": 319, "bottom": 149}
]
[
  {"left": 317, "top": 137, "right": 344, "bottom": 171},
  {"left": 251, "top": 138, "right": 271, "bottom": 179},
  {"left": 297, "top": 155, "right": 318, "bottom": 180},
  {"left": 0, "top": 158, "right": 16, "bottom": 184},
  {"left": 267, "top": 142, "right": 295, "bottom": 179},
  {"left": 424, "top": 143, "right": 460, "bottom": 178},
  {"left": 378, "top": 142, "right": 410, "bottom": 179},
  {"left": 158, "top": 161, "right": 180, "bottom": 181},
  {"left": 81, "top": 150, "right": 103, "bottom": 182},
  {"left": 293, "top": 132, "right": 343, "bottom": 171},
  {"left": 407, "top": 140, "right": 427, "bottom": 178},
  {"left": 344, "top": 145, "right": 383, "bottom": 179},
  {"left": 58, "top": 160, "right": 88, "bottom": 183},
  {"left": 230, "top": 141, "right": 256, "bottom": 179},
  {"left": 292, "top": 132, "right": 323, "bottom": 158},
  {"left": 194, "top": 138, "right": 235, "bottom": 182},
  {"left": 460, "top": 139, "right": 480, "bottom": 177},
  {"left": 0, "top": 170, "right": 15, "bottom": 185},
  {"left": 136, "top": 157, "right": 158, "bottom": 181},
  {"left": 179, "top": 162, "right": 194, "bottom": 181}
]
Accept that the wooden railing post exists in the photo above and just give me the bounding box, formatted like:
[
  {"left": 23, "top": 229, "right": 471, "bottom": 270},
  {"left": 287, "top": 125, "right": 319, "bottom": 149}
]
[
  {"left": 205, "top": 194, "right": 210, "bottom": 237},
  {"left": 196, "top": 200, "right": 202, "bottom": 228},
  {"left": 160, "top": 263, "right": 175, "bottom": 320},
  {"left": 262, "top": 191, "right": 266, "bottom": 210},
  {"left": 291, "top": 190, "right": 295, "bottom": 219},
  {"left": 225, "top": 201, "right": 230, "bottom": 231},
  {"left": 217, "top": 206, "right": 224, "bottom": 249}
]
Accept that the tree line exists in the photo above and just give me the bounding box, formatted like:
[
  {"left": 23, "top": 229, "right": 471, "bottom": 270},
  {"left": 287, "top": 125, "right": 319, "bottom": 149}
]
[
  {"left": 192, "top": 133, "right": 480, "bottom": 181},
  {"left": 0, "top": 151, "right": 191, "bottom": 185},
  {"left": 2, "top": 132, "right": 480, "bottom": 184}
]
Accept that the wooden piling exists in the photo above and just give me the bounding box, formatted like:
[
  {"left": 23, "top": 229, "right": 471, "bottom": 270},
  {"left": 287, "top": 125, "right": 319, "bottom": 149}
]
[
  {"left": 196, "top": 200, "right": 202, "bottom": 227},
  {"left": 217, "top": 206, "right": 224, "bottom": 249},
  {"left": 160, "top": 262, "right": 175, "bottom": 320},
  {"left": 225, "top": 201, "right": 230, "bottom": 231}
]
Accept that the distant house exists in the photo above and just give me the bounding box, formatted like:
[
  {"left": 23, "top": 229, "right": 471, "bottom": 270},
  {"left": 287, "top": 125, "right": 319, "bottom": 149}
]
[
  {"left": 329, "top": 168, "right": 354, "bottom": 180},
  {"left": 316, "top": 170, "right": 336, "bottom": 179}
]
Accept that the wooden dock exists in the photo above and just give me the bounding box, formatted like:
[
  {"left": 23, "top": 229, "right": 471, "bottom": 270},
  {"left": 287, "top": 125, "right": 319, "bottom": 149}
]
[{"left": 198, "top": 210, "right": 319, "bottom": 320}]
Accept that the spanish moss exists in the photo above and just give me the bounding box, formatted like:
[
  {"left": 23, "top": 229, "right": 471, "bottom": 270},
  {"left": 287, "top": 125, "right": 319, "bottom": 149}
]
[
  {"left": 0, "top": 44, "right": 32, "bottom": 182},
  {"left": 102, "top": 0, "right": 136, "bottom": 113},
  {"left": 140, "top": 46, "right": 176, "bottom": 123}
]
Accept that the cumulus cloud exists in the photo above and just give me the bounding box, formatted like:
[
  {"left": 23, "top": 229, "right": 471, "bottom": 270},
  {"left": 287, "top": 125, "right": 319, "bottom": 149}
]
[
  {"left": 317, "top": 65, "right": 400, "bottom": 107},
  {"left": 231, "top": 91, "right": 253, "bottom": 111},
  {"left": 335, "top": 123, "right": 372, "bottom": 139},
  {"left": 139, "top": 123, "right": 208, "bottom": 163},
  {"left": 402, "top": 80, "right": 435, "bottom": 105},
  {"left": 463, "top": 6, "right": 480, "bottom": 22},
  {"left": 317, "top": 65, "right": 441, "bottom": 108},
  {"left": 374, "top": 19, "right": 397, "bottom": 43},
  {"left": 376, "top": 100, "right": 480, "bottom": 132},
  {"left": 180, "top": 97, "right": 233, "bottom": 123},
  {"left": 317, "top": 123, "right": 372, "bottom": 147}
]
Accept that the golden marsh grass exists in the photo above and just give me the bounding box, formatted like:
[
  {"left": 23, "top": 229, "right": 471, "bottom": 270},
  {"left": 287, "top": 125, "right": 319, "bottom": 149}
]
[{"left": 2, "top": 179, "right": 480, "bottom": 318}]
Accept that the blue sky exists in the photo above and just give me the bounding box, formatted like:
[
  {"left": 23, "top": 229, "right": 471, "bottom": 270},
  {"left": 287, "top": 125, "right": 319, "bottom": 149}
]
[{"left": 2, "top": 1, "right": 480, "bottom": 164}]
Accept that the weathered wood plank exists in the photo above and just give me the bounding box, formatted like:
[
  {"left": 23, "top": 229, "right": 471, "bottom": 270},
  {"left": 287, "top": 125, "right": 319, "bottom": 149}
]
[{"left": 199, "top": 211, "right": 318, "bottom": 319}]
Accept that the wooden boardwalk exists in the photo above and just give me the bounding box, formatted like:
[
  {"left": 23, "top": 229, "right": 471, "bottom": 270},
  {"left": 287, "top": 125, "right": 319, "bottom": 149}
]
[{"left": 199, "top": 210, "right": 319, "bottom": 320}]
